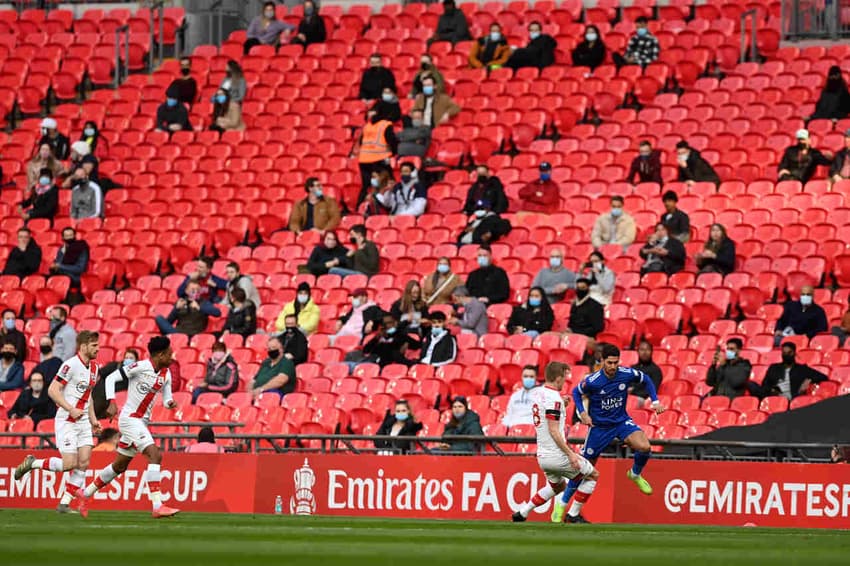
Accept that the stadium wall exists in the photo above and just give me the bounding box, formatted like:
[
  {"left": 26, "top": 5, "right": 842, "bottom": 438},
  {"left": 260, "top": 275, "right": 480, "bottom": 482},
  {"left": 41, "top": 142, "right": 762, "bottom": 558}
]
[{"left": 0, "top": 450, "right": 848, "bottom": 528}]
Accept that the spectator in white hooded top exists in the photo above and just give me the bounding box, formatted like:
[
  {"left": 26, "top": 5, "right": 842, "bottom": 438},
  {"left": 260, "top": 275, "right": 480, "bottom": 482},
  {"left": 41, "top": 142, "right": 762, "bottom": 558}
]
[
  {"left": 225, "top": 262, "right": 261, "bottom": 309},
  {"left": 579, "top": 250, "right": 616, "bottom": 306},
  {"left": 69, "top": 169, "right": 103, "bottom": 220},
  {"left": 377, "top": 162, "right": 428, "bottom": 217},
  {"left": 502, "top": 365, "right": 539, "bottom": 427}
]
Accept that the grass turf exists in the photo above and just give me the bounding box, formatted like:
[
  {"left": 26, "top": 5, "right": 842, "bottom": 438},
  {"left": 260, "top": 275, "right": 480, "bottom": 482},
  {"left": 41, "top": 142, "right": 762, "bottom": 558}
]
[{"left": 0, "top": 510, "right": 848, "bottom": 566}]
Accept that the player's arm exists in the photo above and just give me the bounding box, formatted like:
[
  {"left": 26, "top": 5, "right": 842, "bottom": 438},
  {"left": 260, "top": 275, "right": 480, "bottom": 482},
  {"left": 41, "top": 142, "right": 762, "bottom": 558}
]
[
  {"left": 88, "top": 399, "right": 101, "bottom": 435},
  {"left": 545, "top": 409, "right": 581, "bottom": 469},
  {"left": 162, "top": 376, "right": 176, "bottom": 409},
  {"left": 632, "top": 368, "right": 665, "bottom": 414},
  {"left": 572, "top": 382, "right": 593, "bottom": 426},
  {"left": 48, "top": 367, "right": 84, "bottom": 420},
  {"left": 104, "top": 365, "right": 129, "bottom": 417}
]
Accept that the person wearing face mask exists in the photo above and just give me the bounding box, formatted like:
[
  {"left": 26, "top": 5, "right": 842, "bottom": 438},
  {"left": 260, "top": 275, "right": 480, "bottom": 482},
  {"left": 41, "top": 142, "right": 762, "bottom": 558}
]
[
  {"left": 0, "top": 310, "right": 26, "bottom": 363},
  {"left": 501, "top": 365, "right": 540, "bottom": 427},
  {"left": 590, "top": 195, "right": 636, "bottom": 249},
  {"left": 209, "top": 88, "right": 244, "bottom": 133},
  {"left": 222, "top": 288, "right": 257, "bottom": 338},
  {"left": 3, "top": 228, "right": 42, "bottom": 279},
  {"left": 457, "top": 199, "right": 512, "bottom": 246},
  {"left": 18, "top": 167, "right": 58, "bottom": 221},
  {"left": 518, "top": 162, "right": 560, "bottom": 212},
  {"left": 508, "top": 287, "right": 554, "bottom": 338},
  {"left": 303, "top": 231, "right": 349, "bottom": 276},
  {"left": 695, "top": 223, "right": 735, "bottom": 275},
  {"left": 613, "top": 16, "right": 659, "bottom": 69},
  {"left": 465, "top": 245, "right": 510, "bottom": 305},
  {"left": 469, "top": 23, "right": 511, "bottom": 70},
  {"left": 626, "top": 140, "right": 663, "bottom": 186},
  {"left": 167, "top": 57, "right": 197, "bottom": 107},
  {"left": 69, "top": 170, "right": 103, "bottom": 221},
  {"left": 419, "top": 312, "right": 457, "bottom": 367},
  {"left": 47, "top": 306, "right": 76, "bottom": 362},
  {"left": 566, "top": 278, "right": 604, "bottom": 339},
  {"left": 358, "top": 53, "right": 397, "bottom": 102},
  {"left": 760, "top": 342, "right": 827, "bottom": 401},
  {"left": 397, "top": 109, "right": 432, "bottom": 158},
  {"left": 276, "top": 282, "right": 320, "bottom": 336},
  {"left": 244, "top": 1, "right": 295, "bottom": 54},
  {"left": 658, "top": 190, "right": 690, "bottom": 242},
  {"left": 360, "top": 314, "right": 421, "bottom": 368},
  {"left": 0, "top": 340, "right": 24, "bottom": 391},
  {"left": 422, "top": 257, "right": 461, "bottom": 306},
  {"left": 192, "top": 342, "right": 239, "bottom": 403},
  {"left": 430, "top": 0, "right": 471, "bottom": 45},
  {"left": 828, "top": 129, "right": 850, "bottom": 187},
  {"left": 374, "top": 400, "right": 424, "bottom": 454},
  {"left": 50, "top": 227, "right": 89, "bottom": 287},
  {"left": 92, "top": 349, "right": 138, "bottom": 419},
  {"left": 380, "top": 162, "right": 427, "bottom": 217},
  {"left": 370, "top": 86, "right": 402, "bottom": 124},
  {"left": 676, "top": 140, "right": 720, "bottom": 186},
  {"left": 639, "top": 223, "right": 685, "bottom": 276},
  {"left": 832, "top": 296, "right": 850, "bottom": 347},
  {"left": 571, "top": 25, "right": 606, "bottom": 71},
  {"left": 63, "top": 140, "right": 100, "bottom": 188},
  {"left": 291, "top": 0, "right": 326, "bottom": 47},
  {"left": 777, "top": 129, "right": 832, "bottom": 184},
  {"left": 178, "top": 257, "right": 227, "bottom": 303},
  {"left": 774, "top": 285, "right": 828, "bottom": 347},
  {"left": 156, "top": 84, "right": 192, "bottom": 132},
  {"left": 27, "top": 143, "right": 63, "bottom": 191},
  {"left": 463, "top": 164, "right": 508, "bottom": 215},
  {"left": 79, "top": 121, "right": 101, "bottom": 154},
  {"left": 354, "top": 109, "right": 397, "bottom": 205},
  {"left": 811, "top": 65, "right": 850, "bottom": 121},
  {"left": 220, "top": 60, "right": 246, "bottom": 104},
  {"left": 333, "top": 288, "right": 383, "bottom": 344},
  {"left": 706, "top": 338, "right": 753, "bottom": 399},
  {"left": 289, "top": 177, "right": 341, "bottom": 234},
  {"left": 278, "top": 314, "right": 309, "bottom": 365},
  {"left": 155, "top": 280, "right": 222, "bottom": 337},
  {"left": 31, "top": 336, "right": 62, "bottom": 387},
  {"left": 361, "top": 167, "right": 395, "bottom": 217},
  {"left": 250, "top": 336, "right": 296, "bottom": 400},
  {"left": 37, "top": 117, "right": 70, "bottom": 160},
  {"left": 329, "top": 224, "right": 380, "bottom": 277},
  {"left": 7, "top": 371, "right": 55, "bottom": 424},
  {"left": 412, "top": 75, "right": 460, "bottom": 128},
  {"left": 224, "top": 262, "right": 261, "bottom": 310},
  {"left": 411, "top": 54, "right": 445, "bottom": 98},
  {"left": 532, "top": 248, "right": 576, "bottom": 304},
  {"left": 504, "top": 21, "right": 557, "bottom": 70},
  {"left": 390, "top": 280, "right": 429, "bottom": 335},
  {"left": 439, "top": 396, "right": 484, "bottom": 453},
  {"left": 450, "top": 286, "right": 488, "bottom": 337}
]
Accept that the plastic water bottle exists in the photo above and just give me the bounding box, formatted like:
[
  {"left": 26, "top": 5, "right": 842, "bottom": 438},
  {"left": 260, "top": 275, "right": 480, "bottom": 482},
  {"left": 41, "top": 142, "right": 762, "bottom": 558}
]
[{"left": 274, "top": 495, "right": 283, "bottom": 515}]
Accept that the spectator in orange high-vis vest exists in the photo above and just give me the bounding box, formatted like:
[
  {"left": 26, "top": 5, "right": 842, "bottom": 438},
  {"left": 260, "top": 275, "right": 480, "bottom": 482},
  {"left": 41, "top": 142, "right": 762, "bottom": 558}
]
[{"left": 354, "top": 109, "right": 397, "bottom": 206}]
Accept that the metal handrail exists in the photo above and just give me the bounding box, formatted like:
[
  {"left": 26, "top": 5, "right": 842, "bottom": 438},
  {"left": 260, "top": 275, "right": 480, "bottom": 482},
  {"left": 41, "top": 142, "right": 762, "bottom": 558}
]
[
  {"left": 147, "top": 0, "right": 166, "bottom": 71},
  {"left": 202, "top": 0, "right": 248, "bottom": 46},
  {"left": 114, "top": 24, "right": 130, "bottom": 89},
  {"left": 739, "top": 9, "right": 759, "bottom": 63}
]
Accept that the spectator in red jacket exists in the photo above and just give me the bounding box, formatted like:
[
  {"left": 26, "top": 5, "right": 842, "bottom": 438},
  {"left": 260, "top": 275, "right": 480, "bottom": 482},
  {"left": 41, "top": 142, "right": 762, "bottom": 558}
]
[
  {"left": 518, "top": 162, "right": 559, "bottom": 212},
  {"left": 626, "top": 140, "right": 663, "bottom": 185}
]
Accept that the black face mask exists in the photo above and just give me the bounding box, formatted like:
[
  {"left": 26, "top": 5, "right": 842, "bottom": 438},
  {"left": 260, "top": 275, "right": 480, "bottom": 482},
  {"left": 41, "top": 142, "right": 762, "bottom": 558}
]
[
  {"left": 575, "top": 289, "right": 589, "bottom": 299},
  {"left": 782, "top": 353, "right": 795, "bottom": 365},
  {"left": 63, "top": 237, "right": 75, "bottom": 244},
  {"left": 285, "top": 327, "right": 296, "bottom": 334},
  {"left": 39, "top": 345, "right": 52, "bottom": 355},
  {"left": 1, "top": 352, "right": 15, "bottom": 361},
  {"left": 420, "top": 63, "right": 430, "bottom": 71},
  {"left": 268, "top": 349, "right": 281, "bottom": 360},
  {"left": 349, "top": 236, "right": 358, "bottom": 245},
  {"left": 181, "top": 68, "right": 191, "bottom": 76}
]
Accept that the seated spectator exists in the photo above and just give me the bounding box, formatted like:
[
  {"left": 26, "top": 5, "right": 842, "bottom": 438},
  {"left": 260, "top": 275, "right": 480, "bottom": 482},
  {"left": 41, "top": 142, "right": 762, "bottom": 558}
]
[
  {"left": 639, "top": 223, "right": 685, "bottom": 276},
  {"left": 457, "top": 199, "right": 512, "bottom": 246},
  {"left": 466, "top": 246, "right": 510, "bottom": 304},
  {"left": 411, "top": 54, "right": 445, "bottom": 98},
  {"left": 469, "top": 23, "right": 511, "bottom": 69},
  {"left": 358, "top": 314, "right": 421, "bottom": 368},
  {"left": 69, "top": 171, "right": 103, "bottom": 220},
  {"left": 695, "top": 223, "right": 736, "bottom": 275},
  {"left": 430, "top": 0, "right": 471, "bottom": 45},
  {"left": 291, "top": 0, "right": 326, "bottom": 47},
  {"left": 3, "top": 228, "right": 41, "bottom": 278},
  {"left": 48, "top": 306, "right": 76, "bottom": 362},
  {"left": 518, "top": 162, "right": 559, "bottom": 212},
  {"left": 279, "top": 315, "right": 309, "bottom": 366},
  {"left": 222, "top": 287, "right": 256, "bottom": 338},
  {"left": 355, "top": 109, "right": 397, "bottom": 205},
  {"left": 27, "top": 143, "right": 63, "bottom": 190},
  {"left": 566, "top": 278, "right": 604, "bottom": 338},
  {"left": 225, "top": 262, "right": 261, "bottom": 309},
  {"left": 92, "top": 428, "right": 120, "bottom": 452},
  {"left": 191, "top": 342, "right": 239, "bottom": 403},
  {"left": 626, "top": 140, "right": 662, "bottom": 186},
  {"left": 209, "top": 89, "right": 244, "bottom": 133},
  {"left": 167, "top": 57, "right": 198, "bottom": 108},
  {"left": 412, "top": 75, "right": 460, "bottom": 128},
  {"left": 1, "top": 310, "right": 25, "bottom": 363},
  {"left": 359, "top": 54, "right": 397, "bottom": 101},
  {"left": 249, "top": 336, "right": 296, "bottom": 399},
  {"left": 19, "top": 168, "right": 58, "bottom": 222},
  {"left": 778, "top": 129, "right": 832, "bottom": 184},
  {"left": 677, "top": 140, "right": 720, "bottom": 186},
  {"left": 63, "top": 140, "right": 99, "bottom": 186},
  {"left": 450, "top": 286, "right": 488, "bottom": 337},
  {"left": 333, "top": 288, "right": 383, "bottom": 343},
  {"left": 49, "top": 227, "right": 89, "bottom": 286},
  {"left": 760, "top": 342, "right": 827, "bottom": 400},
  {"left": 438, "top": 396, "right": 484, "bottom": 453},
  {"left": 38, "top": 118, "right": 70, "bottom": 160},
  {"left": 92, "top": 349, "right": 139, "bottom": 418},
  {"left": 508, "top": 287, "right": 554, "bottom": 338},
  {"left": 397, "top": 109, "right": 432, "bottom": 158},
  {"left": 423, "top": 257, "right": 462, "bottom": 307},
  {"left": 328, "top": 224, "right": 380, "bottom": 278},
  {"left": 379, "top": 162, "right": 427, "bottom": 217},
  {"left": 571, "top": 25, "right": 606, "bottom": 71},
  {"left": 32, "top": 336, "right": 62, "bottom": 386},
  {"left": 185, "top": 427, "right": 224, "bottom": 453},
  {"left": 220, "top": 60, "right": 247, "bottom": 104},
  {"left": 156, "top": 85, "right": 192, "bottom": 132},
  {"left": 302, "top": 231, "right": 349, "bottom": 276},
  {"left": 501, "top": 365, "right": 539, "bottom": 427},
  {"left": 289, "top": 177, "right": 341, "bottom": 235},
  {"left": 630, "top": 341, "right": 663, "bottom": 401},
  {"left": 374, "top": 400, "right": 423, "bottom": 454},
  {"left": 371, "top": 86, "right": 402, "bottom": 123},
  {"left": 155, "top": 280, "right": 221, "bottom": 337},
  {"left": 420, "top": 312, "right": 457, "bottom": 367},
  {"left": 706, "top": 338, "right": 753, "bottom": 399},
  {"left": 829, "top": 129, "right": 850, "bottom": 186},
  {"left": 831, "top": 296, "right": 850, "bottom": 347},
  {"left": 774, "top": 285, "right": 828, "bottom": 347},
  {"left": 178, "top": 257, "right": 226, "bottom": 303},
  {"left": 533, "top": 248, "right": 576, "bottom": 304},
  {"left": 591, "top": 195, "right": 636, "bottom": 249},
  {"left": 580, "top": 338, "right": 603, "bottom": 371},
  {"left": 244, "top": 1, "right": 294, "bottom": 54},
  {"left": 810, "top": 65, "right": 850, "bottom": 121},
  {"left": 391, "top": 280, "right": 429, "bottom": 334},
  {"left": 79, "top": 121, "right": 101, "bottom": 155},
  {"left": 361, "top": 167, "right": 395, "bottom": 217},
  {"left": 276, "top": 282, "right": 320, "bottom": 336},
  {"left": 463, "top": 164, "right": 508, "bottom": 215},
  {"left": 660, "top": 190, "right": 690, "bottom": 242},
  {"left": 613, "top": 17, "right": 659, "bottom": 68},
  {"left": 505, "top": 21, "right": 557, "bottom": 70},
  {"left": 6, "top": 371, "right": 54, "bottom": 424},
  {"left": 0, "top": 340, "right": 24, "bottom": 391}
]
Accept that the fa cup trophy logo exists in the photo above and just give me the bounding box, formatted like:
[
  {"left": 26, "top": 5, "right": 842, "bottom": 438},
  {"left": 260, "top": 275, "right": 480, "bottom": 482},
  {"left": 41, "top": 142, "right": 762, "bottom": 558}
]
[{"left": 290, "top": 458, "right": 316, "bottom": 515}]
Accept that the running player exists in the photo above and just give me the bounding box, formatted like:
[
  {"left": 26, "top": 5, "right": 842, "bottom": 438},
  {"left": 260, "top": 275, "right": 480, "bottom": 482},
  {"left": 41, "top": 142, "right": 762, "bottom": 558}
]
[
  {"left": 552, "top": 343, "right": 664, "bottom": 522},
  {"left": 14, "top": 331, "right": 101, "bottom": 513},
  {"left": 512, "top": 361, "right": 599, "bottom": 523},
  {"left": 74, "top": 336, "right": 180, "bottom": 518}
]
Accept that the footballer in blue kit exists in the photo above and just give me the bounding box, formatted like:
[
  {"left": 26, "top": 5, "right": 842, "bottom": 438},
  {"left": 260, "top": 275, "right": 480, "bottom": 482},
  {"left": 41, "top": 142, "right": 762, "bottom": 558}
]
[{"left": 552, "top": 343, "right": 666, "bottom": 523}]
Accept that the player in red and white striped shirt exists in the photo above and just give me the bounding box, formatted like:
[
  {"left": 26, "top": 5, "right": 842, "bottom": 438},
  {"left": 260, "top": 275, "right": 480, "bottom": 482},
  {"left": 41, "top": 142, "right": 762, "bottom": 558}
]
[
  {"left": 14, "top": 331, "right": 102, "bottom": 513},
  {"left": 74, "top": 336, "right": 180, "bottom": 518}
]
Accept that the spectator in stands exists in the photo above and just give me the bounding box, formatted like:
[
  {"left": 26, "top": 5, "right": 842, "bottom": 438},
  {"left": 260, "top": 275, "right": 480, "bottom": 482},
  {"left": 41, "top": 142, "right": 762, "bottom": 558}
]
[
  {"left": 92, "top": 428, "right": 120, "bottom": 452},
  {"left": 760, "top": 342, "right": 827, "bottom": 400},
  {"left": 571, "top": 25, "right": 606, "bottom": 71},
  {"left": 463, "top": 164, "right": 508, "bottom": 215},
  {"left": 333, "top": 288, "right": 382, "bottom": 343},
  {"left": 613, "top": 17, "right": 659, "bottom": 68},
  {"left": 328, "top": 224, "right": 380, "bottom": 278},
  {"left": 0, "top": 310, "right": 25, "bottom": 363},
  {"left": 0, "top": 340, "right": 24, "bottom": 391},
  {"left": 179, "top": 257, "right": 226, "bottom": 303},
  {"left": 48, "top": 306, "right": 76, "bottom": 362},
  {"left": 209, "top": 89, "right": 244, "bottom": 133},
  {"left": 6, "top": 371, "right": 54, "bottom": 424},
  {"left": 457, "top": 199, "right": 512, "bottom": 246},
  {"left": 423, "top": 257, "right": 462, "bottom": 307},
  {"left": 438, "top": 396, "right": 484, "bottom": 453},
  {"left": 244, "top": 1, "right": 293, "bottom": 54},
  {"left": 829, "top": 129, "right": 850, "bottom": 186},
  {"left": 289, "top": 177, "right": 341, "bottom": 234},
  {"left": 302, "top": 231, "right": 348, "bottom": 276},
  {"left": 69, "top": 171, "right": 103, "bottom": 220},
  {"left": 450, "top": 286, "right": 488, "bottom": 337},
  {"left": 567, "top": 278, "right": 604, "bottom": 339},
  {"left": 92, "top": 349, "right": 138, "bottom": 418},
  {"left": 397, "top": 109, "right": 432, "bottom": 158},
  {"left": 19, "top": 167, "right": 58, "bottom": 222},
  {"left": 505, "top": 21, "right": 557, "bottom": 70},
  {"left": 626, "top": 140, "right": 663, "bottom": 186},
  {"left": 676, "top": 140, "right": 720, "bottom": 186},
  {"left": 192, "top": 342, "right": 239, "bottom": 403},
  {"left": 630, "top": 341, "right": 663, "bottom": 402},
  {"left": 374, "top": 400, "right": 423, "bottom": 454},
  {"left": 778, "top": 129, "right": 832, "bottom": 185},
  {"left": 391, "top": 280, "right": 429, "bottom": 335},
  {"left": 221, "top": 60, "right": 247, "bottom": 105},
  {"left": 420, "top": 312, "right": 457, "bottom": 367},
  {"left": 155, "top": 280, "right": 222, "bottom": 337},
  {"left": 518, "top": 162, "right": 559, "bottom": 212},
  {"left": 276, "top": 282, "right": 320, "bottom": 336},
  {"left": 63, "top": 141, "right": 99, "bottom": 187},
  {"left": 774, "top": 285, "right": 828, "bottom": 347},
  {"left": 810, "top": 65, "right": 850, "bottom": 121},
  {"left": 79, "top": 121, "right": 101, "bottom": 155},
  {"left": 49, "top": 227, "right": 89, "bottom": 286},
  {"left": 466, "top": 245, "right": 510, "bottom": 304},
  {"left": 831, "top": 296, "right": 850, "bottom": 347},
  {"left": 27, "top": 143, "right": 63, "bottom": 190},
  {"left": 3, "top": 228, "right": 41, "bottom": 278},
  {"left": 639, "top": 223, "right": 685, "bottom": 276},
  {"left": 185, "top": 427, "right": 224, "bottom": 453},
  {"left": 379, "top": 162, "right": 427, "bottom": 217},
  {"left": 502, "top": 365, "right": 540, "bottom": 427},
  {"left": 660, "top": 190, "right": 690, "bottom": 242},
  {"left": 431, "top": 0, "right": 471, "bottom": 45},
  {"left": 359, "top": 54, "right": 397, "bottom": 101},
  {"left": 832, "top": 445, "right": 850, "bottom": 463},
  {"left": 360, "top": 313, "right": 421, "bottom": 368},
  {"left": 533, "top": 248, "right": 576, "bottom": 304},
  {"left": 411, "top": 54, "right": 446, "bottom": 98},
  {"left": 225, "top": 262, "right": 261, "bottom": 309},
  {"left": 222, "top": 287, "right": 256, "bottom": 338},
  {"left": 278, "top": 314, "right": 308, "bottom": 366},
  {"left": 580, "top": 338, "right": 603, "bottom": 371},
  {"left": 371, "top": 86, "right": 402, "bottom": 123},
  {"left": 355, "top": 109, "right": 397, "bottom": 205},
  {"left": 361, "top": 166, "right": 395, "bottom": 217},
  {"left": 591, "top": 195, "right": 636, "bottom": 249},
  {"left": 291, "top": 0, "right": 326, "bottom": 47},
  {"left": 167, "top": 57, "right": 197, "bottom": 108},
  {"left": 412, "top": 75, "right": 460, "bottom": 128},
  {"left": 508, "top": 287, "right": 554, "bottom": 338},
  {"left": 32, "top": 336, "right": 61, "bottom": 386},
  {"left": 250, "top": 336, "right": 296, "bottom": 399},
  {"left": 38, "top": 118, "right": 70, "bottom": 160},
  {"left": 706, "top": 338, "right": 753, "bottom": 399},
  {"left": 156, "top": 85, "right": 192, "bottom": 132},
  {"left": 695, "top": 223, "right": 736, "bottom": 275},
  {"left": 468, "top": 23, "right": 511, "bottom": 70}
]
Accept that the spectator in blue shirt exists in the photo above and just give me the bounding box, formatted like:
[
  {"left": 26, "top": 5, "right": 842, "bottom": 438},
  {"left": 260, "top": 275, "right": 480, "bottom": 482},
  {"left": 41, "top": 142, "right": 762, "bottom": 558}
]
[
  {"left": 177, "top": 257, "right": 227, "bottom": 303},
  {"left": 0, "top": 339, "right": 24, "bottom": 391}
]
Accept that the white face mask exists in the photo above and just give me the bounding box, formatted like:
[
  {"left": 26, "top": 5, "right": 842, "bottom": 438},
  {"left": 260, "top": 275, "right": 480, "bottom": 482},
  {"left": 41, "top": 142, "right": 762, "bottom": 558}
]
[
  {"left": 352, "top": 298, "right": 362, "bottom": 308},
  {"left": 297, "top": 294, "right": 309, "bottom": 304}
]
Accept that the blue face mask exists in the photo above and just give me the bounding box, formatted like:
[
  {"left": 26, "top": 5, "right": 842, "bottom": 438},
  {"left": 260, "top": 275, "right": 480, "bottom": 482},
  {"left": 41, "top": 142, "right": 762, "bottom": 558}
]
[
  {"left": 3, "top": 319, "right": 14, "bottom": 330},
  {"left": 477, "top": 256, "right": 489, "bottom": 268},
  {"left": 725, "top": 349, "right": 736, "bottom": 360},
  {"left": 422, "top": 85, "right": 435, "bottom": 96},
  {"left": 800, "top": 295, "right": 813, "bottom": 306},
  {"left": 166, "top": 97, "right": 177, "bottom": 107},
  {"left": 382, "top": 93, "right": 394, "bottom": 103},
  {"left": 370, "top": 178, "right": 380, "bottom": 188},
  {"left": 611, "top": 207, "right": 623, "bottom": 217},
  {"left": 431, "top": 326, "right": 444, "bottom": 337},
  {"left": 39, "top": 176, "right": 50, "bottom": 186},
  {"left": 522, "top": 377, "right": 536, "bottom": 389},
  {"left": 84, "top": 128, "right": 95, "bottom": 137},
  {"left": 636, "top": 27, "right": 648, "bottom": 37},
  {"left": 528, "top": 297, "right": 541, "bottom": 307},
  {"left": 490, "top": 32, "right": 501, "bottom": 42},
  {"left": 540, "top": 173, "right": 551, "bottom": 181},
  {"left": 437, "top": 264, "right": 450, "bottom": 274},
  {"left": 313, "top": 188, "right": 323, "bottom": 198},
  {"left": 386, "top": 326, "right": 397, "bottom": 335},
  {"left": 215, "top": 94, "right": 227, "bottom": 104},
  {"left": 550, "top": 257, "right": 562, "bottom": 268},
  {"left": 474, "top": 209, "right": 486, "bottom": 218},
  {"left": 395, "top": 412, "right": 408, "bottom": 421},
  {"left": 529, "top": 31, "right": 540, "bottom": 40},
  {"left": 123, "top": 358, "right": 135, "bottom": 367}
]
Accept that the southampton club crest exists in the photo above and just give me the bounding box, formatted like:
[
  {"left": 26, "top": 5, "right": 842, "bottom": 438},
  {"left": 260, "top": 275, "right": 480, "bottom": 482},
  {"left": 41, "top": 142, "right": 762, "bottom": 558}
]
[{"left": 290, "top": 458, "right": 316, "bottom": 515}]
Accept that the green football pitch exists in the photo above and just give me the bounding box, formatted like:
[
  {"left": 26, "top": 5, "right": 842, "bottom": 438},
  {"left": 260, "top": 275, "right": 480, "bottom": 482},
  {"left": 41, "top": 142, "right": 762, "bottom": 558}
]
[{"left": 1, "top": 510, "right": 848, "bottom": 566}]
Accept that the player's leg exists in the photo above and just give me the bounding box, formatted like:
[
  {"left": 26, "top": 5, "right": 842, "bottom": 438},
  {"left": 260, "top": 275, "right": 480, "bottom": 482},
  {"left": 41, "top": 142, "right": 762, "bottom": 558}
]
[
  {"left": 141, "top": 443, "right": 179, "bottom": 518},
  {"left": 623, "top": 428, "right": 653, "bottom": 495},
  {"left": 557, "top": 426, "right": 610, "bottom": 510},
  {"left": 16, "top": 421, "right": 77, "bottom": 479},
  {"left": 74, "top": 452, "right": 133, "bottom": 518},
  {"left": 565, "top": 460, "right": 600, "bottom": 524},
  {"left": 58, "top": 444, "right": 92, "bottom": 510},
  {"left": 512, "top": 474, "right": 566, "bottom": 522}
]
